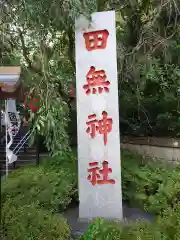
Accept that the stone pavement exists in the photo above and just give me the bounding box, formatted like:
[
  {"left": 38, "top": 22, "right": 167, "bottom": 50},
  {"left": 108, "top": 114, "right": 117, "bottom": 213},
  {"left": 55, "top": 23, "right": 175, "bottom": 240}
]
[{"left": 63, "top": 204, "right": 154, "bottom": 238}]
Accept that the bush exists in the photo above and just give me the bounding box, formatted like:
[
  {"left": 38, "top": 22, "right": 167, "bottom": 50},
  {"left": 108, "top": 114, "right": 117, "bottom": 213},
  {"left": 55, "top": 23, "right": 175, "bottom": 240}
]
[
  {"left": 157, "top": 204, "right": 180, "bottom": 240},
  {"left": 78, "top": 149, "right": 180, "bottom": 239},
  {"left": 121, "top": 149, "right": 180, "bottom": 215},
  {"left": 79, "top": 218, "right": 162, "bottom": 240},
  {"left": 2, "top": 164, "right": 77, "bottom": 212},
  {"left": 42, "top": 150, "right": 77, "bottom": 175},
  {"left": 1, "top": 152, "right": 77, "bottom": 239},
  {"left": 1, "top": 201, "right": 71, "bottom": 240},
  {"left": 79, "top": 204, "right": 180, "bottom": 240},
  {"left": 42, "top": 150, "right": 79, "bottom": 202}
]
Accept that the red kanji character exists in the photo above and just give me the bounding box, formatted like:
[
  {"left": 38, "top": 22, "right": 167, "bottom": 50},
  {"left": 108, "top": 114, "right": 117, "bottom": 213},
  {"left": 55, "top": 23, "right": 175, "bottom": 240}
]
[
  {"left": 86, "top": 111, "right": 112, "bottom": 145},
  {"left": 83, "top": 29, "right": 109, "bottom": 51},
  {"left": 86, "top": 114, "right": 98, "bottom": 138},
  {"left": 87, "top": 162, "right": 100, "bottom": 185},
  {"left": 97, "top": 161, "right": 115, "bottom": 184},
  {"left": 98, "top": 111, "right": 112, "bottom": 145},
  {"left": 87, "top": 161, "right": 115, "bottom": 185},
  {"left": 83, "top": 66, "right": 110, "bottom": 95}
]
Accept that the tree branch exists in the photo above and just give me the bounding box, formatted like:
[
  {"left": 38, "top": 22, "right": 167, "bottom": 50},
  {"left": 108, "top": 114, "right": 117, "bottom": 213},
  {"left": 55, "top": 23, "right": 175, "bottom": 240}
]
[
  {"left": 97, "top": 0, "right": 107, "bottom": 11},
  {"left": 67, "top": 27, "right": 75, "bottom": 70},
  {"left": 18, "top": 28, "right": 35, "bottom": 71},
  {"left": 18, "top": 28, "right": 69, "bottom": 102}
]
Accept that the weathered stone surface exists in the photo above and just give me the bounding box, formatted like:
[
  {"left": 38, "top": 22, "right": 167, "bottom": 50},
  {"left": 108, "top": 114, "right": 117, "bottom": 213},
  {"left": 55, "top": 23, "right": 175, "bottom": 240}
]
[{"left": 121, "top": 136, "right": 180, "bottom": 148}]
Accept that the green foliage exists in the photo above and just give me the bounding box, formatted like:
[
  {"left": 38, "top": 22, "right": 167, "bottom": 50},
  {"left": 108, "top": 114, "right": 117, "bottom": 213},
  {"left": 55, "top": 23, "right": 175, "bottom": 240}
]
[
  {"left": 79, "top": 207, "right": 180, "bottom": 240},
  {"left": 1, "top": 152, "right": 77, "bottom": 239},
  {"left": 42, "top": 149, "right": 77, "bottom": 173},
  {"left": 80, "top": 150, "right": 180, "bottom": 240},
  {"left": 79, "top": 219, "right": 159, "bottom": 240},
  {"left": 42, "top": 150, "right": 79, "bottom": 201},
  {"left": 79, "top": 218, "right": 124, "bottom": 240},
  {"left": 120, "top": 60, "right": 180, "bottom": 136},
  {"left": 0, "top": 0, "right": 80, "bottom": 154},
  {"left": 121, "top": 150, "right": 180, "bottom": 215},
  {"left": 2, "top": 163, "right": 77, "bottom": 212},
  {"left": 30, "top": 100, "right": 70, "bottom": 155},
  {"left": 116, "top": 1, "right": 180, "bottom": 137},
  {"left": 1, "top": 0, "right": 180, "bottom": 154},
  {"left": 157, "top": 204, "right": 180, "bottom": 240},
  {"left": 1, "top": 149, "right": 180, "bottom": 239},
  {"left": 1, "top": 201, "right": 71, "bottom": 240}
]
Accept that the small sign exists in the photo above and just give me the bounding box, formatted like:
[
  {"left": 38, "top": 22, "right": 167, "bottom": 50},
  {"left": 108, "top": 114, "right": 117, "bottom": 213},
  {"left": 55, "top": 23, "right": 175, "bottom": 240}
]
[
  {"left": 75, "top": 11, "right": 122, "bottom": 220},
  {"left": 5, "top": 99, "right": 21, "bottom": 163}
]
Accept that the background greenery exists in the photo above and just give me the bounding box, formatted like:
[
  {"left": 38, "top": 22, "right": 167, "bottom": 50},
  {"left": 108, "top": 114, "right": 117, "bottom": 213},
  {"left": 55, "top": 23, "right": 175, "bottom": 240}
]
[
  {"left": 1, "top": 152, "right": 76, "bottom": 240},
  {"left": 1, "top": 202, "right": 71, "bottom": 240},
  {"left": 80, "top": 150, "right": 180, "bottom": 240},
  {"left": 122, "top": 150, "right": 180, "bottom": 215},
  {"left": 1, "top": 0, "right": 180, "bottom": 156},
  {"left": 1, "top": 149, "right": 180, "bottom": 239},
  {"left": 79, "top": 205, "right": 180, "bottom": 240}
]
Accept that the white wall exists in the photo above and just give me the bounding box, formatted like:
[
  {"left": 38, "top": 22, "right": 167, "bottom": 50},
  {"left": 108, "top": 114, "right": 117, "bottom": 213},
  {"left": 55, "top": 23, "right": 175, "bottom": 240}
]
[{"left": 121, "top": 143, "right": 180, "bottom": 164}]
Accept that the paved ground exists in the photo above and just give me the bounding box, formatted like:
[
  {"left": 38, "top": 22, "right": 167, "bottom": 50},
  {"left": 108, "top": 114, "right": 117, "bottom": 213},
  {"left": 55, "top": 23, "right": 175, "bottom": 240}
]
[{"left": 63, "top": 204, "right": 154, "bottom": 238}]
